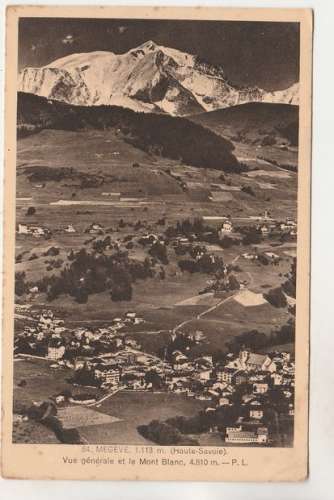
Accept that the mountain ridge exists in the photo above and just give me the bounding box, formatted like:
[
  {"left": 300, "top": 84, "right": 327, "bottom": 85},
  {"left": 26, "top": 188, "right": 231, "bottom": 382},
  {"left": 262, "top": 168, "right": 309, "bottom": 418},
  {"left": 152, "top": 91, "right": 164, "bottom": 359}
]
[
  {"left": 18, "top": 41, "right": 299, "bottom": 116},
  {"left": 17, "top": 91, "right": 242, "bottom": 173},
  {"left": 190, "top": 102, "right": 299, "bottom": 146}
]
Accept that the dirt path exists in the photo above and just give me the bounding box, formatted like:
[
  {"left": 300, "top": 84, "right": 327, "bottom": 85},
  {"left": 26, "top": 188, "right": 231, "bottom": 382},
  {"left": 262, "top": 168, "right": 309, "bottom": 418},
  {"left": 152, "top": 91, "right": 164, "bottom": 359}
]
[
  {"left": 171, "top": 253, "right": 256, "bottom": 335},
  {"left": 172, "top": 292, "right": 238, "bottom": 334},
  {"left": 88, "top": 386, "right": 124, "bottom": 407}
]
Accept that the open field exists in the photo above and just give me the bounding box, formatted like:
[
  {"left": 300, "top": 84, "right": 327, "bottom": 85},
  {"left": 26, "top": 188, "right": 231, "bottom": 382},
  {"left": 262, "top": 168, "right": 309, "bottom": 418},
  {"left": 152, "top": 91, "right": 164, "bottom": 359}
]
[
  {"left": 80, "top": 391, "right": 206, "bottom": 445},
  {"left": 204, "top": 298, "right": 290, "bottom": 328},
  {"left": 57, "top": 406, "right": 121, "bottom": 429},
  {"left": 13, "top": 358, "right": 101, "bottom": 407}
]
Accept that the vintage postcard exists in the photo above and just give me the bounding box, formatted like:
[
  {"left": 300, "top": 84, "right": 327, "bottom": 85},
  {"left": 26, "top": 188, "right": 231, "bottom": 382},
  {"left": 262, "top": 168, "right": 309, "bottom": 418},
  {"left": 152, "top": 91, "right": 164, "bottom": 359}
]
[{"left": 2, "top": 6, "right": 312, "bottom": 481}]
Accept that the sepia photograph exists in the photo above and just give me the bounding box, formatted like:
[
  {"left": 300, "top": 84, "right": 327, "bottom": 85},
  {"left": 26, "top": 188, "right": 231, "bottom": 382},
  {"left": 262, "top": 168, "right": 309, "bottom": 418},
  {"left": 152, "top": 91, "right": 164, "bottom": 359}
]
[
  {"left": 13, "top": 15, "right": 300, "bottom": 448},
  {"left": 2, "top": 5, "right": 312, "bottom": 482}
]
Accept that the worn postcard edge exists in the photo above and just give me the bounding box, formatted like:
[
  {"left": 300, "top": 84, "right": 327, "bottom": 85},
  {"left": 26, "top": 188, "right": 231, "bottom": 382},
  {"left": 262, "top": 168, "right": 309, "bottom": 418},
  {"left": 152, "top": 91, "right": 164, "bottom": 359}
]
[{"left": 1, "top": 5, "right": 313, "bottom": 482}]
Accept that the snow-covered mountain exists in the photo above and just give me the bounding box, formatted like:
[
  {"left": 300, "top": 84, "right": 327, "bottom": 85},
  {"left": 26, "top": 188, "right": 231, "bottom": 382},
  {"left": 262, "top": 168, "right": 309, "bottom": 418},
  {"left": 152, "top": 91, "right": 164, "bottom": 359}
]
[{"left": 18, "top": 40, "right": 299, "bottom": 116}]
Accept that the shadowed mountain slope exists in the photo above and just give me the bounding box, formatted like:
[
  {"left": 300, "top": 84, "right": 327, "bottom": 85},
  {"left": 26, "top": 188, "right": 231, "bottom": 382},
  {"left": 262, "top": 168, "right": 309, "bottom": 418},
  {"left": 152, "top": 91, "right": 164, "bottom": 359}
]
[
  {"left": 17, "top": 91, "right": 241, "bottom": 172},
  {"left": 190, "top": 102, "right": 299, "bottom": 146}
]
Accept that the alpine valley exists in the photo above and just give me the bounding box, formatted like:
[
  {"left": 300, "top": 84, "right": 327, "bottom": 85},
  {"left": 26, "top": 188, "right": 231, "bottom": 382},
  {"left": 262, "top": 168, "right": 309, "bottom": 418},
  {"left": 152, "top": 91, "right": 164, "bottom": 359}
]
[{"left": 14, "top": 36, "right": 298, "bottom": 449}]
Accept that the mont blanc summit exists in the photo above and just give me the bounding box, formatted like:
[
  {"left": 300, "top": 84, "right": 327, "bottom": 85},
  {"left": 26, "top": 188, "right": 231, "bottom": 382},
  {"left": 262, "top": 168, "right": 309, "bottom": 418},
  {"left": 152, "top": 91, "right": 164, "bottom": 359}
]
[{"left": 18, "top": 40, "right": 299, "bottom": 116}]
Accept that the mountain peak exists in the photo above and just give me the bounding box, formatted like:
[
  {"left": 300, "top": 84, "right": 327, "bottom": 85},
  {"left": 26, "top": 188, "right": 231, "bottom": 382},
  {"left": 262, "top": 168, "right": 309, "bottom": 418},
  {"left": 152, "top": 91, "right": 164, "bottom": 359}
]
[
  {"left": 139, "top": 40, "right": 159, "bottom": 50},
  {"left": 18, "top": 42, "right": 299, "bottom": 116},
  {"left": 128, "top": 40, "right": 161, "bottom": 58}
]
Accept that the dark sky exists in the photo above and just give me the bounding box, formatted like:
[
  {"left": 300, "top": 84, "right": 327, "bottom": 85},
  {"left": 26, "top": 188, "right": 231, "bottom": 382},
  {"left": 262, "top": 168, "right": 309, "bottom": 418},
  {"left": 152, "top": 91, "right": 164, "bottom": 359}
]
[{"left": 18, "top": 18, "right": 300, "bottom": 91}]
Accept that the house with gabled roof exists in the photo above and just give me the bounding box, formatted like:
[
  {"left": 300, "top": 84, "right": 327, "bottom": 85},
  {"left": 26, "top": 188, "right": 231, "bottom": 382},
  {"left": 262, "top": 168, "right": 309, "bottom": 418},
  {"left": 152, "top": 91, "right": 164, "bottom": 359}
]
[{"left": 227, "top": 350, "right": 277, "bottom": 373}]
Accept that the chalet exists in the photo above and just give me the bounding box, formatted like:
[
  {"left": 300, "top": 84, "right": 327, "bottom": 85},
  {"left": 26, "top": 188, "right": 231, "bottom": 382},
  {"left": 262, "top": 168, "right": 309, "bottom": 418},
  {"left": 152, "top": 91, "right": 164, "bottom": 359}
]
[
  {"left": 191, "top": 330, "right": 205, "bottom": 343},
  {"left": 221, "top": 384, "right": 235, "bottom": 396},
  {"left": 113, "top": 338, "right": 123, "bottom": 349},
  {"left": 271, "top": 373, "right": 284, "bottom": 386},
  {"left": 211, "top": 381, "right": 227, "bottom": 391},
  {"left": 218, "top": 396, "right": 232, "bottom": 407},
  {"left": 227, "top": 350, "right": 277, "bottom": 373},
  {"left": 54, "top": 326, "right": 66, "bottom": 335},
  {"left": 64, "top": 224, "right": 76, "bottom": 233},
  {"left": 124, "top": 338, "right": 141, "bottom": 350},
  {"left": 127, "top": 379, "right": 145, "bottom": 390},
  {"left": 253, "top": 382, "right": 269, "bottom": 394},
  {"left": 286, "top": 218, "right": 297, "bottom": 227},
  {"left": 242, "top": 252, "right": 258, "bottom": 261},
  {"left": 135, "top": 353, "right": 151, "bottom": 365},
  {"left": 74, "top": 358, "right": 93, "bottom": 371},
  {"left": 273, "top": 350, "right": 291, "bottom": 363},
  {"left": 86, "top": 223, "right": 104, "bottom": 234},
  {"left": 279, "top": 222, "right": 290, "bottom": 231},
  {"left": 17, "top": 224, "right": 30, "bottom": 235},
  {"left": 172, "top": 351, "right": 188, "bottom": 362},
  {"left": 36, "top": 331, "right": 45, "bottom": 341},
  {"left": 205, "top": 406, "right": 216, "bottom": 413},
  {"left": 260, "top": 225, "right": 269, "bottom": 236},
  {"left": 125, "top": 312, "right": 136, "bottom": 319},
  {"left": 39, "top": 311, "right": 55, "bottom": 329},
  {"left": 282, "top": 363, "right": 295, "bottom": 375},
  {"left": 220, "top": 220, "right": 233, "bottom": 233}
]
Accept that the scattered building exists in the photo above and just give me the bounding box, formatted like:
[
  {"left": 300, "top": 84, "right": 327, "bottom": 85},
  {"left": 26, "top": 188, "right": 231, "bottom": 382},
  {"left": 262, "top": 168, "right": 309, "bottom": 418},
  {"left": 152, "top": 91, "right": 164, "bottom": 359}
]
[
  {"left": 17, "top": 224, "right": 49, "bottom": 237},
  {"left": 220, "top": 220, "right": 233, "bottom": 234},
  {"left": 101, "top": 192, "right": 121, "bottom": 200},
  {"left": 64, "top": 224, "right": 76, "bottom": 233}
]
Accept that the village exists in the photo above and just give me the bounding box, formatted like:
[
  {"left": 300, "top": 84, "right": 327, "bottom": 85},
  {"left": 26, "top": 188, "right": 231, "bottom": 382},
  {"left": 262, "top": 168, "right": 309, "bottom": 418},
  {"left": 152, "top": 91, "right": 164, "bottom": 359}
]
[
  {"left": 17, "top": 209, "right": 297, "bottom": 242},
  {"left": 14, "top": 204, "right": 297, "bottom": 446},
  {"left": 14, "top": 303, "right": 295, "bottom": 446}
]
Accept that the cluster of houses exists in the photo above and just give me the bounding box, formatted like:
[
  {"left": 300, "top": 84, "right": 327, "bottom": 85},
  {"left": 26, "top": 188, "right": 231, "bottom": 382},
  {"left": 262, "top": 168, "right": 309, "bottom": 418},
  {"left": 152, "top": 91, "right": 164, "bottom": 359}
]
[
  {"left": 201, "top": 213, "right": 297, "bottom": 240},
  {"left": 160, "top": 346, "right": 294, "bottom": 445},
  {"left": 17, "top": 223, "right": 75, "bottom": 237},
  {"left": 14, "top": 309, "right": 145, "bottom": 365},
  {"left": 242, "top": 251, "right": 280, "bottom": 263},
  {"left": 256, "top": 216, "right": 297, "bottom": 238},
  {"left": 17, "top": 223, "right": 50, "bottom": 238},
  {"left": 63, "top": 338, "right": 294, "bottom": 446},
  {"left": 15, "top": 305, "right": 294, "bottom": 445}
]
